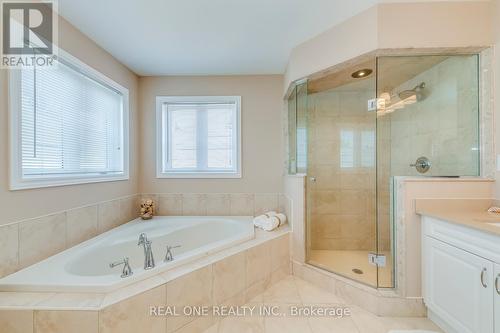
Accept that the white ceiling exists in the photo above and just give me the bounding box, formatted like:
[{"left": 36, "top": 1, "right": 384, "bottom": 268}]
[{"left": 57, "top": 0, "right": 480, "bottom": 76}]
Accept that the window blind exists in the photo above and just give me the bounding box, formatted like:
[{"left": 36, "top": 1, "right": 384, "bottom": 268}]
[{"left": 20, "top": 60, "right": 124, "bottom": 178}]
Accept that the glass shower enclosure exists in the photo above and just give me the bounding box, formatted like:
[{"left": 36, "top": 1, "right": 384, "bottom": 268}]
[{"left": 287, "top": 54, "right": 480, "bottom": 288}]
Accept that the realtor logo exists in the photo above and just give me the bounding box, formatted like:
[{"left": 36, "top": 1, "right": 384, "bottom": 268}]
[{"left": 1, "top": 0, "right": 57, "bottom": 68}]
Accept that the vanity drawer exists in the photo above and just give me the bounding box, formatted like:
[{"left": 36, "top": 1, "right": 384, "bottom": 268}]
[{"left": 422, "top": 216, "right": 500, "bottom": 264}]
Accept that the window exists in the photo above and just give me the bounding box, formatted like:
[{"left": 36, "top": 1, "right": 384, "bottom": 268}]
[
  {"left": 156, "top": 96, "right": 241, "bottom": 178},
  {"left": 296, "top": 127, "right": 307, "bottom": 171},
  {"left": 340, "top": 129, "right": 355, "bottom": 168},
  {"left": 340, "top": 128, "right": 375, "bottom": 169},
  {"left": 9, "top": 49, "right": 129, "bottom": 190}
]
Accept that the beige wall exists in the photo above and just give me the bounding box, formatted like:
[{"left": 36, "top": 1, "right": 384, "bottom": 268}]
[
  {"left": 377, "top": 1, "right": 492, "bottom": 50},
  {"left": 138, "top": 75, "right": 284, "bottom": 194},
  {"left": 0, "top": 16, "right": 139, "bottom": 225},
  {"left": 284, "top": 6, "right": 378, "bottom": 93},
  {"left": 284, "top": 1, "right": 493, "bottom": 92},
  {"left": 0, "top": 22, "right": 284, "bottom": 224}
]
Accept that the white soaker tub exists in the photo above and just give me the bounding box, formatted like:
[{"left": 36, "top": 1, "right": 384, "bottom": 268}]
[{"left": 0, "top": 216, "right": 254, "bottom": 293}]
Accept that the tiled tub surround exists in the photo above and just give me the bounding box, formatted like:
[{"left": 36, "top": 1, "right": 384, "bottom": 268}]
[
  {"left": 0, "top": 194, "right": 140, "bottom": 280},
  {"left": 144, "top": 193, "right": 289, "bottom": 217},
  {"left": 0, "top": 192, "right": 289, "bottom": 280},
  {"left": 0, "top": 230, "right": 291, "bottom": 333},
  {"left": 0, "top": 216, "right": 255, "bottom": 293}
]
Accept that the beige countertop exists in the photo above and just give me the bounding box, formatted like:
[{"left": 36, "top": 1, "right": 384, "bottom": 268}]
[{"left": 415, "top": 198, "right": 500, "bottom": 236}]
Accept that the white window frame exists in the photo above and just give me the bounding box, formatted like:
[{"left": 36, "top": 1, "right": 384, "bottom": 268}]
[
  {"left": 156, "top": 96, "right": 242, "bottom": 179},
  {"left": 8, "top": 47, "right": 130, "bottom": 190}
]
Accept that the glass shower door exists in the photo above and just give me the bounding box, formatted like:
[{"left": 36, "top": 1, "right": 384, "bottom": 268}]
[
  {"left": 305, "top": 64, "right": 379, "bottom": 287},
  {"left": 287, "top": 82, "right": 308, "bottom": 174}
]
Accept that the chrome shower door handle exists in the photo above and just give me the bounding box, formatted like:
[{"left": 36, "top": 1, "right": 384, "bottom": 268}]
[
  {"left": 480, "top": 268, "right": 488, "bottom": 288},
  {"left": 410, "top": 156, "right": 431, "bottom": 173}
]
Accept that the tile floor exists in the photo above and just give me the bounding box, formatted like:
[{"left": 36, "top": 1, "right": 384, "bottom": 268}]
[
  {"left": 203, "top": 275, "right": 442, "bottom": 333},
  {"left": 308, "top": 250, "right": 393, "bottom": 287}
]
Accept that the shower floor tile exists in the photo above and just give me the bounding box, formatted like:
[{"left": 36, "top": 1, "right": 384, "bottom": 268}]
[{"left": 308, "top": 250, "right": 393, "bottom": 287}]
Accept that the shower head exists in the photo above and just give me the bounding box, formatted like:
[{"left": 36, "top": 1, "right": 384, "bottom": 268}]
[
  {"left": 378, "top": 82, "right": 428, "bottom": 114},
  {"left": 398, "top": 82, "right": 427, "bottom": 101}
]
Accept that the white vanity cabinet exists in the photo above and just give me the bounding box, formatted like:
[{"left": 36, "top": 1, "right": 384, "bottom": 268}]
[
  {"left": 495, "top": 264, "right": 500, "bottom": 333},
  {"left": 422, "top": 216, "right": 500, "bottom": 333}
]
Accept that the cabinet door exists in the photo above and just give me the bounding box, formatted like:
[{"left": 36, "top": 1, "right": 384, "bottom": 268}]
[
  {"left": 495, "top": 264, "right": 500, "bottom": 333},
  {"left": 424, "top": 237, "right": 494, "bottom": 333}
]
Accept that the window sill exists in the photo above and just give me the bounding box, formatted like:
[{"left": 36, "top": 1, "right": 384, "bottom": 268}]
[
  {"left": 156, "top": 172, "right": 241, "bottom": 179},
  {"left": 9, "top": 174, "right": 129, "bottom": 191}
]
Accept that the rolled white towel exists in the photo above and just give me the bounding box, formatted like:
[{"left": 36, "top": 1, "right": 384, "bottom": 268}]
[
  {"left": 253, "top": 214, "right": 280, "bottom": 231},
  {"left": 253, "top": 212, "right": 276, "bottom": 225},
  {"left": 269, "top": 212, "right": 287, "bottom": 226},
  {"left": 253, "top": 214, "right": 268, "bottom": 228},
  {"left": 260, "top": 215, "right": 280, "bottom": 231}
]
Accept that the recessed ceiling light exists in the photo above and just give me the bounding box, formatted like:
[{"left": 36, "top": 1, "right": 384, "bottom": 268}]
[{"left": 351, "top": 68, "right": 373, "bottom": 78}]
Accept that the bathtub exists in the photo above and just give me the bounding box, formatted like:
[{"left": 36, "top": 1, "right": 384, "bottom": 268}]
[{"left": 0, "top": 216, "right": 254, "bottom": 293}]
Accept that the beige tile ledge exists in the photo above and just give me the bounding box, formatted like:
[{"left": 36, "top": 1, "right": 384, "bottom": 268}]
[
  {"left": 415, "top": 198, "right": 500, "bottom": 236},
  {"left": 0, "top": 193, "right": 140, "bottom": 229},
  {"left": 394, "top": 176, "right": 494, "bottom": 183},
  {"left": 292, "top": 260, "right": 426, "bottom": 317},
  {"left": 0, "top": 292, "right": 56, "bottom": 309},
  {"left": 0, "top": 226, "right": 290, "bottom": 311},
  {"left": 293, "top": 261, "right": 393, "bottom": 297}
]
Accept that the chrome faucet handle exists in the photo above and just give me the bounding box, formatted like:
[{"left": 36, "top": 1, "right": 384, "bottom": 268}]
[
  {"left": 109, "top": 257, "right": 133, "bottom": 278},
  {"left": 138, "top": 232, "right": 148, "bottom": 245},
  {"left": 164, "top": 245, "right": 181, "bottom": 262},
  {"left": 410, "top": 156, "right": 431, "bottom": 173}
]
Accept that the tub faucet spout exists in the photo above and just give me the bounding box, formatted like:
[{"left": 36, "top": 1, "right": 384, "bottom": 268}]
[{"left": 138, "top": 233, "right": 155, "bottom": 270}]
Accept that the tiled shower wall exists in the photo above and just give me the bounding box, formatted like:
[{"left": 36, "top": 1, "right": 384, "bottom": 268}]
[
  {"left": 384, "top": 56, "right": 480, "bottom": 177},
  {"left": 377, "top": 55, "right": 481, "bottom": 250},
  {"left": 0, "top": 192, "right": 289, "bottom": 279},
  {"left": 307, "top": 83, "right": 377, "bottom": 251}
]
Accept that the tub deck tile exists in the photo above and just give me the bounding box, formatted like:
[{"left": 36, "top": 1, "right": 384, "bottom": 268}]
[
  {"left": 0, "top": 292, "right": 55, "bottom": 309},
  {"left": 101, "top": 275, "right": 167, "bottom": 309},
  {"left": 34, "top": 292, "right": 105, "bottom": 310}
]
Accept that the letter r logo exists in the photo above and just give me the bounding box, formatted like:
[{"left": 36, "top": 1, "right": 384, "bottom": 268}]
[{"left": 2, "top": 2, "right": 53, "bottom": 55}]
